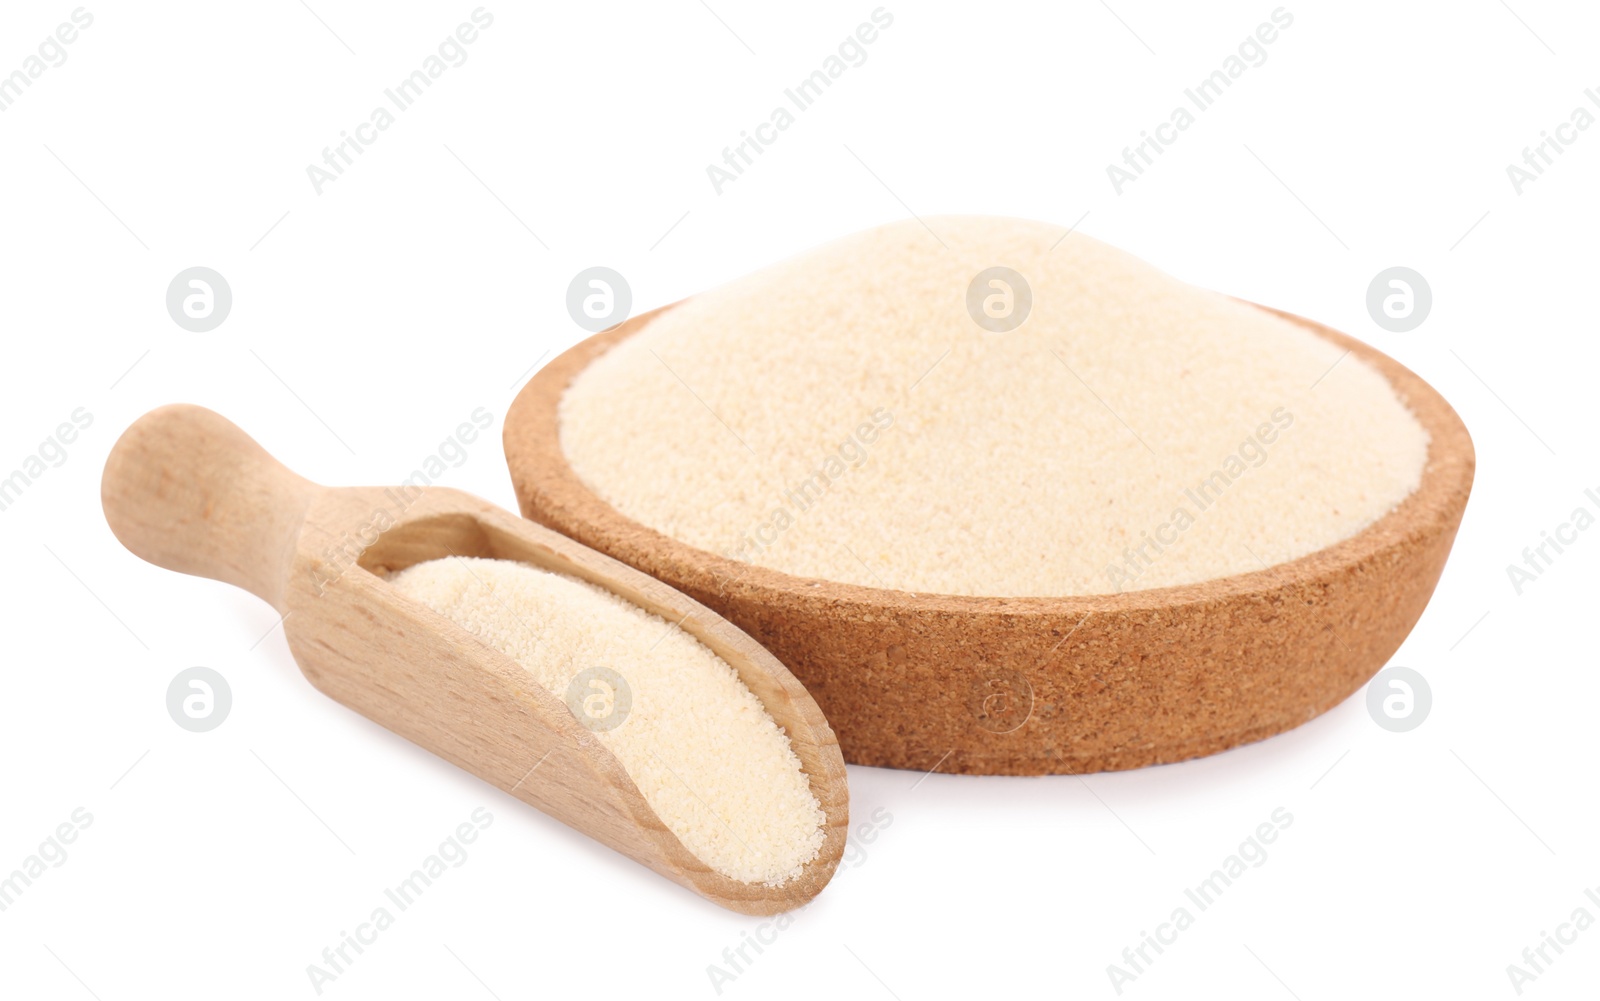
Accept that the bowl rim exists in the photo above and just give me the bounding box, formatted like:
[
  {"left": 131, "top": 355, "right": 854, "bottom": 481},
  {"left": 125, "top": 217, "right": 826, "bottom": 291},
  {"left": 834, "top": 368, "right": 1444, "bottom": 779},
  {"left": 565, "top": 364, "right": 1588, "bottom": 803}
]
[{"left": 505, "top": 299, "right": 1475, "bottom": 620}]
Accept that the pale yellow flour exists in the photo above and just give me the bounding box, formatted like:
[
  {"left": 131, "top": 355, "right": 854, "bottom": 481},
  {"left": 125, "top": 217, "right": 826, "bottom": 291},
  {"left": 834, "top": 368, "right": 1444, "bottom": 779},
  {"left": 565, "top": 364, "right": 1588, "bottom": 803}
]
[
  {"left": 558, "top": 216, "right": 1430, "bottom": 596},
  {"left": 389, "top": 557, "right": 824, "bottom": 885}
]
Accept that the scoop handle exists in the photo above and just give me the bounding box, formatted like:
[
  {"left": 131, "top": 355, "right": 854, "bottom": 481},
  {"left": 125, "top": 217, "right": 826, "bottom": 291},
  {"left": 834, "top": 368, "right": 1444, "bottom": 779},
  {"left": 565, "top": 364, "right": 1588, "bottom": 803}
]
[{"left": 102, "top": 404, "right": 318, "bottom": 613}]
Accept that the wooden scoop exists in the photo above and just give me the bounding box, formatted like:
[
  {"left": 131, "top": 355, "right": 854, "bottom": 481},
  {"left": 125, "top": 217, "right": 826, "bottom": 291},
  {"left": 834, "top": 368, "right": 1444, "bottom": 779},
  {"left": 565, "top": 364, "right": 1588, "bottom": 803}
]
[{"left": 101, "top": 404, "right": 848, "bottom": 914}]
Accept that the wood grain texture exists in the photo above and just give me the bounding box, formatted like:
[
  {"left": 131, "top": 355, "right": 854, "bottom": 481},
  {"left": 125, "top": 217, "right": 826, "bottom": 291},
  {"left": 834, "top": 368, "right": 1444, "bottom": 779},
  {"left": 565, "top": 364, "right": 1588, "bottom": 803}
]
[
  {"left": 102, "top": 405, "right": 847, "bottom": 914},
  {"left": 504, "top": 301, "right": 1476, "bottom": 776}
]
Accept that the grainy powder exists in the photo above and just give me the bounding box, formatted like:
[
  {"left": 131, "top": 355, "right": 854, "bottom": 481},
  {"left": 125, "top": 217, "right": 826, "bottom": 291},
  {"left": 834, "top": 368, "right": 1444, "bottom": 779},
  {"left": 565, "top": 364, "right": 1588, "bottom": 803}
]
[
  {"left": 559, "top": 216, "right": 1432, "bottom": 596},
  {"left": 388, "top": 557, "right": 824, "bottom": 885}
]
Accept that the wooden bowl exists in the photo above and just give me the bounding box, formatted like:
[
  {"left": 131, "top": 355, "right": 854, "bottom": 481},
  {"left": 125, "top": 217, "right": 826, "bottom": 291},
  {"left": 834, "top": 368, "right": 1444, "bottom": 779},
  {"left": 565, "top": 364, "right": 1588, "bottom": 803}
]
[{"left": 504, "top": 302, "right": 1474, "bottom": 776}]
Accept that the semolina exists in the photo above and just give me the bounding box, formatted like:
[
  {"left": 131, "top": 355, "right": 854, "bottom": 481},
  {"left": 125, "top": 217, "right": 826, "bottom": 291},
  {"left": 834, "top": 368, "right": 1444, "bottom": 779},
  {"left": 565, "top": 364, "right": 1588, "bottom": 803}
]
[
  {"left": 389, "top": 557, "right": 825, "bottom": 885},
  {"left": 558, "top": 216, "right": 1430, "bottom": 596}
]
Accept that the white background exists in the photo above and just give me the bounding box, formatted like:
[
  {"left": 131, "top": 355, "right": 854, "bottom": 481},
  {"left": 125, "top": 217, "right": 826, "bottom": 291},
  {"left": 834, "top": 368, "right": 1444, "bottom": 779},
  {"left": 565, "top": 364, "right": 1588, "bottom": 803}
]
[{"left": 1, "top": 1, "right": 1597, "bottom": 998}]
